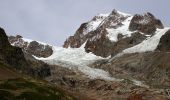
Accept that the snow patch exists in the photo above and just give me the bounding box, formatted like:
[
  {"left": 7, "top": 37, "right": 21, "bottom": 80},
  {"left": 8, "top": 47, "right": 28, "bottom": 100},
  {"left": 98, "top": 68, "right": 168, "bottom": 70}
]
[
  {"left": 22, "top": 37, "right": 51, "bottom": 46},
  {"left": 132, "top": 79, "right": 149, "bottom": 88},
  {"left": 123, "top": 28, "right": 170, "bottom": 53},
  {"left": 109, "top": 28, "right": 170, "bottom": 62},
  {"left": 83, "top": 13, "right": 109, "bottom": 35},
  {"left": 106, "top": 16, "right": 134, "bottom": 42}
]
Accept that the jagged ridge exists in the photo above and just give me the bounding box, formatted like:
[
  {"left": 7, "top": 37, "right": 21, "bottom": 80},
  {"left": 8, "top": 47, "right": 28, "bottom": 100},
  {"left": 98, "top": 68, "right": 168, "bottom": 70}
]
[{"left": 63, "top": 9, "right": 164, "bottom": 57}]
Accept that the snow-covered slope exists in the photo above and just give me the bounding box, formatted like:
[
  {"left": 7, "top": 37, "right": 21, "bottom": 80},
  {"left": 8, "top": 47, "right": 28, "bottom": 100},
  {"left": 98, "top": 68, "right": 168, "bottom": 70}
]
[
  {"left": 35, "top": 44, "right": 119, "bottom": 81},
  {"left": 123, "top": 28, "right": 170, "bottom": 53},
  {"left": 106, "top": 16, "right": 133, "bottom": 42},
  {"left": 109, "top": 27, "right": 170, "bottom": 61},
  {"left": 83, "top": 13, "right": 109, "bottom": 35}
]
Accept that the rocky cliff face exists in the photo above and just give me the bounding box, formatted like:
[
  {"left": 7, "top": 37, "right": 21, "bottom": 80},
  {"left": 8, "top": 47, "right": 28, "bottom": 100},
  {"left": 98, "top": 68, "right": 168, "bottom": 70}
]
[
  {"left": 0, "top": 28, "right": 28, "bottom": 70},
  {"left": 0, "top": 27, "right": 51, "bottom": 78},
  {"left": 129, "top": 12, "right": 164, "bottom": 34},
  {"left": 156, "top": 29, "right": 170, "bottom": 52},
  {"left": 63, "top": 10, "right": 164, "bottom": 57},
  {"left": 8, "top": 35, "right": 53, "bottom": 58}
]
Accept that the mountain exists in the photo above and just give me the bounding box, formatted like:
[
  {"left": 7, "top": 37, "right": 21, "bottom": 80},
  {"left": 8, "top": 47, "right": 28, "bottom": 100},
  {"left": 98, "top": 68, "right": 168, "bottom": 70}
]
[
  {"left": 0, "top": 27, "right": 79, "bottom": 100},
  {"left": 63, "top": 10, "right": 164, "bottom": 57},
  {"left": 6, "top": 9, "right": 170, "bottom": 100}
]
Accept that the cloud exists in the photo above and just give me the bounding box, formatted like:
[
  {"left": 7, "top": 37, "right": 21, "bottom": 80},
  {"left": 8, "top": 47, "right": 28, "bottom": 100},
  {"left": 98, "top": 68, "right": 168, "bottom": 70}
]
[{"left": 0, "top": 0, "right": 169, "bottom": 46}]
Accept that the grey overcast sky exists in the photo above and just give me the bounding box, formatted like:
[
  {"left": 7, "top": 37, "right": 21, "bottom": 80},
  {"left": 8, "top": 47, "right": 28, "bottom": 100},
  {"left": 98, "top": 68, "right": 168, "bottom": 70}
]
[{"left": 0, "top": 0, "right": 169, "bottom": 46}]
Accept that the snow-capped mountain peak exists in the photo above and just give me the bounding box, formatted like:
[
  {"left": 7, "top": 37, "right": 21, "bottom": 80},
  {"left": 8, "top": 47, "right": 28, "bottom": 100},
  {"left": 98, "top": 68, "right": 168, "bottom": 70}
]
[{"left": 63, "top": 9, "right": 165, "bottom": 58}]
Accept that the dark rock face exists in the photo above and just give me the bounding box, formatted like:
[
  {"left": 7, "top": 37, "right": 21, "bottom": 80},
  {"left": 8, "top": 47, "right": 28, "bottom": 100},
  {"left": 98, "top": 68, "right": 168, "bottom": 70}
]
[
  {"left": 129, "top": 12, "right": 164, "bottom": 34},
  {"left": 27, "top": 61, "right": 51, "bottom": 78},
  {"left": 26, "top": 41, "right": 53, "bottom": 58},
  {"left": 0, "top": 28, "right": 28, "bottom": 70},
  {"left": 111, "top": 32, "right": 147, "bottom": 56},
  {"left": 156, "top": 30, "right": 170, "bottom": 52},
  {"left": 24, "top": 52, "right": 51, "bottom": 78},
  {"left": 63, "top": 23, "right": 88, "bottom": 48},
  {"left": 0, "top": 27, "right": 51, "bottom": 78},
  {"left": 8, "top": 35, "right": 53, "bottom": 58},
  {"left": 85, "top": 29, "right": 114, "bottom": 57},
  {"left": 84, "top": 10, "right": 130, "bottom": 57}
]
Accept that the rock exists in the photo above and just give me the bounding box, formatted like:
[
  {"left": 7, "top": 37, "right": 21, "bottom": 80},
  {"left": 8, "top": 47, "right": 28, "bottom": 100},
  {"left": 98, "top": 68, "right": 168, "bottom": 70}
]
[
  {"left": 63, "top": 10, "right": 132, "bottom": 57},
  {"left": 85, "top": 29, "right": 114, "bottom": 57},
  {"left": 94, "top": 52, "right": 170, "bottom": 88},
  {"left": 156, "top": 29, "right": 170, "bottom": 52},
  {"left": 129, "top": 12, "right": 164, "bottom": 34},
  {"left": 111, "top": 32, "right": 147, "bottom": 56},
  {"left": 0, "top": 27, "right": 29, "bottom": 70},
  {"left": 0, "top": 27, "right": 51, "bottom": 78},
  {"left": 26, "top": 41, "right": 53, "bottom": 58},
  {"left": 8, "top": 35, "right": 53, "bottom": 58}
]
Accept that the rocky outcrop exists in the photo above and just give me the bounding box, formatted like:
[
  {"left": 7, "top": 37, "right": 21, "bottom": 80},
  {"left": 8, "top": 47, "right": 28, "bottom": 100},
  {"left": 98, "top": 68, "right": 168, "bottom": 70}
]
[
  {"left": 9, "top": 35, "right": 53, "bottom": 58},
  {"left": 0, "top": 28, "right": 29, "bottom": 70},
  {"left": 24, "top": 52, "right": 51, "bottom": 78},
  {"left": 84, "top": 29, "right": 114, "bottom": 57},
  {"left": 26, "top": 41, "right": 53, "bottom": 58},
  {"left": 156, "top": 29, "right": 170, "bottom": 52},
  {"left": 63, "top": 22, "right": 88, "bottom": 48},
  {"left": 129, "top": 12, "right": 164, "bottom": 34},
  {"left": 111, "top": 32, "right": 147, "bottom": 56}
]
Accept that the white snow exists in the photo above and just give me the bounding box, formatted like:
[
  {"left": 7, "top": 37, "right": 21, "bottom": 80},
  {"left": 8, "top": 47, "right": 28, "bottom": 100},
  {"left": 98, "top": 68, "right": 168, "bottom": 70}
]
[
  {"left": 106, "top": 16, "right": 134, "bottom": 42},
  {"left": 109, "top": 27, "right": 170, "bottom": 62},
  {"left": 83, "top": 13, "right": 109, "bottom": 35},
  {"left": 122, "top": 28, "right": 170, "bottom": 54},
  {"left": 132, "top": 79, "right": 149, "bottom": 88},
  {"left": 35, "top": 44, "right": 121, "bottom": 81},
  {"left": 22, "top": 38, "right": 33, "bottom": 43},
  {"left": 22, "top": 37, "right": 51, "bottom": 46},
  {"left": 82, "top": 10, "right": 132, "bottom": 38}
]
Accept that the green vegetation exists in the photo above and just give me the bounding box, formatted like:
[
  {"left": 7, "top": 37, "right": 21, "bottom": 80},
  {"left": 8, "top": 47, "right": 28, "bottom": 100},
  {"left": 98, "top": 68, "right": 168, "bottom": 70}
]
[
  {"left": 0, "top": 78, "right": 74, "bottom": 100},
  {"left": 0, "top": 62, "right": 74, "bottom": 100}
]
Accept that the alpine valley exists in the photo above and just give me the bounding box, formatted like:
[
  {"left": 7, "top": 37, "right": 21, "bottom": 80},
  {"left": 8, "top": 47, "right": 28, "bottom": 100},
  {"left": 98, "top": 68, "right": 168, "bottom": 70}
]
[{"left": 1, "top": 9, "right": 170, "bottom": 100}]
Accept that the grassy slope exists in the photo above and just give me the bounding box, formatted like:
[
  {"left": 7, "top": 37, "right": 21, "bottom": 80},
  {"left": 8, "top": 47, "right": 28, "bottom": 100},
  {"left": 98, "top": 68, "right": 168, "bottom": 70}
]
[{"left": 0, "top": 63, "right": 75, "bottom": 100}]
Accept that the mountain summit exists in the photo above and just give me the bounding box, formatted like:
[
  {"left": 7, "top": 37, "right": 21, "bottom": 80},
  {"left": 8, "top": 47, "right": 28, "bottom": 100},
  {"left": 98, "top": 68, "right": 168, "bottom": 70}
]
[{"left": 63, "top": 9, "right": 164, "bottom": 57}]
